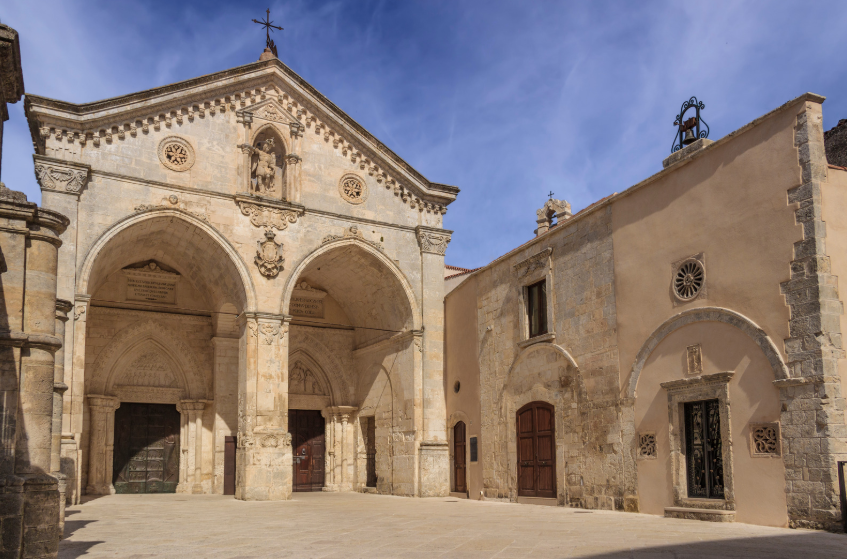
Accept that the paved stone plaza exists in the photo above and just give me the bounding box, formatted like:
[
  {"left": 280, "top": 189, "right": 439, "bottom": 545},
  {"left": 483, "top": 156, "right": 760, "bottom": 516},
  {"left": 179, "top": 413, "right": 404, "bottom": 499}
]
[{"left": 59, "top": 493, "right": 846, "bottom": 558}]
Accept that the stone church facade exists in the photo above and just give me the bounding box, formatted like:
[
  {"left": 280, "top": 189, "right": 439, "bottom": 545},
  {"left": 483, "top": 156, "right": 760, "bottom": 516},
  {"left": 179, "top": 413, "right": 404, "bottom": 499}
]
[
  {"left": 445, "top": 93, "right": 847, "bottom": 531},
  {"left": 21, "top": 41, "right": 457, "bottom": 524}
]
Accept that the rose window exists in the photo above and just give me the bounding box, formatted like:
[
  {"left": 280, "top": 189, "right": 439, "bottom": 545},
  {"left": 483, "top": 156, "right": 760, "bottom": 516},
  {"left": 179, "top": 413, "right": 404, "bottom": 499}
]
[
  {"left": 164, "top": 143, "right": 188, "bottom": 167},
  {"left": 674, "top": 260, "right": 704, "bottom": 300},
  {"left": 157, "top": 136, "right": 195, "bottom": 172},
  {"left": 338, "top": 174, "right": 367, "bottom": 204}
]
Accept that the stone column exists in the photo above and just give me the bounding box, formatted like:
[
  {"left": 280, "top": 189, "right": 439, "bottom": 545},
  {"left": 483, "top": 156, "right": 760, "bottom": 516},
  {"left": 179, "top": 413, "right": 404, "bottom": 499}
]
[
  {"left": 235, "top": 314, "right": 292, "bottom": 501},
  {"left": 85, "top": 395, "right": 119, "bottom": 495},
  {"left": 178, "top": 400, "right": 206, "bottom": 494},
  {"left": 321, "top": 409, "right": 337, "bottom": 491},
  {"left": 51, "top": 299, "right": 71, "bottom": 535},
  {"left": 285, "top": 153, "right": 302, "bottom": 203},
  {"left": 415, "top": 226, "right": 451, "bottom": 497}
]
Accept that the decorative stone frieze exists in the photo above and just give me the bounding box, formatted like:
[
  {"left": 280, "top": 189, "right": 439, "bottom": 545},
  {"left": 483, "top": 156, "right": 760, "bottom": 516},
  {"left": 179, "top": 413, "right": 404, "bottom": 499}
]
[
  {"left": 157, "top": 136, "right": 195, "bottom": 172},
  {"left": 255, "top": 229, "right": 285, "bottom": 278},
  {"left": 322, "top": 225, "right": 384, "bottom": 251},
  {"left": 235, "top": 195, "right": 304, "bottom": 231},
  {"left": 134, "top": 194, "right": 208, "bottom": 222},
  {"left": 514, "top": 247, "right": 552, "bottom": 277},
  {"left": 33, "top": 154, "right": 91, "bottom": 195},
  {"left": 415, "top": 226, "right": 451, "bottom": 255}
]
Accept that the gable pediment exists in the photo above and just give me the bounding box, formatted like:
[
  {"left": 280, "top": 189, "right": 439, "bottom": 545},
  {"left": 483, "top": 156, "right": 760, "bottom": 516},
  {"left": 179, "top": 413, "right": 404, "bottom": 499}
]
[{"left": 25, "top": 58, "right": 458, "bottom": 210}]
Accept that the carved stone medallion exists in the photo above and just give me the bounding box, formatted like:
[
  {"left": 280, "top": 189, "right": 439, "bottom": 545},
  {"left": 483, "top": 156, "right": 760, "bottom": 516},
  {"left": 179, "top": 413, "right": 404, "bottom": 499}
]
[
  {"left": 255, "top": 229, "right": 285, "bottom": 278},
  {"left": 338, "top": 173, "right": 367, "bottom": 205},
  {"left": 157, "top": 136, "right": 195, "bottom": 172}
]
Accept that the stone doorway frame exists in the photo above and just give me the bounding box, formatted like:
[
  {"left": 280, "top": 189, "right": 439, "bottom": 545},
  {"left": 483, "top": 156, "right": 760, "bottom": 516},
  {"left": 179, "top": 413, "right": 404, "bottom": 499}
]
[{"left": 660, "top": 372, "right": 736, "bottom": 521}]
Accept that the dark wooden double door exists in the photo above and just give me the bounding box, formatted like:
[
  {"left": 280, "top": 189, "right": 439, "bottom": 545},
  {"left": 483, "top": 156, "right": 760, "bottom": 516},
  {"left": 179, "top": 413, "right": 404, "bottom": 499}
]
[
  {"left": 517, "top": 401, "right": 556, "bottom": 498},
  {"left": 113, "top": 403, "right": 180, "bottom": 494},
  {"left": 288, "top": 409, "right": 326, "bottom": 492}
]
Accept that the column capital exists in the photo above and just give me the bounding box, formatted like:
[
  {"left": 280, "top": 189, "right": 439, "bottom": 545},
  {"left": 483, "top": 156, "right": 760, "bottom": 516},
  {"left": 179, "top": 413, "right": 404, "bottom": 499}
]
[
  {"left": 33, "top": 154, "right": 91, "bottom": 196},
  {"left": 86, "top": 394, "right": 119, "bottom": 410},
  {"left": 415, "top": 225, "right": 452, "bottom": 256},
  {"left": 177, "top": 399, "right": 208, "bottom": 412}
]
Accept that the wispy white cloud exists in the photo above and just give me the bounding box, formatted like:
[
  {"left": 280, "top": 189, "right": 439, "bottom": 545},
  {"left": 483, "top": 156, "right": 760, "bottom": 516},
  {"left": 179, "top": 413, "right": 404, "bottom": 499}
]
[{"left": 2, "top": 0, "right": 847, "bottom": 268}]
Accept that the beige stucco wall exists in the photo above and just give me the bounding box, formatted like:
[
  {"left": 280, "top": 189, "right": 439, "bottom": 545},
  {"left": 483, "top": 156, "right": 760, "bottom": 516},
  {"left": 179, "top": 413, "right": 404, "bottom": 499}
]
[
  {"left": 634, "top": 321, "right": 786, "bottom": 526},
  {"left": 612, "top": 101, "right": 803, "bottom": 394},
  {"left": 444, "top": 274, "right": 483, "bottom": 498},
  {"left": 821, "top": 166, "right": 847, "bottom": 403}
]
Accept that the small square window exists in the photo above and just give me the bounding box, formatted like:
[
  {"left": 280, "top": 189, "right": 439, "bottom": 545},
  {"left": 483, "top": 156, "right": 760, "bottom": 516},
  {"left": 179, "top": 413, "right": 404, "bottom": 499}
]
[
  {"left": 469, "top": 436, "right": 478, "bottom": 462},
  {"left": 526, "top": 280, "right": 548, "bottom": 338}
]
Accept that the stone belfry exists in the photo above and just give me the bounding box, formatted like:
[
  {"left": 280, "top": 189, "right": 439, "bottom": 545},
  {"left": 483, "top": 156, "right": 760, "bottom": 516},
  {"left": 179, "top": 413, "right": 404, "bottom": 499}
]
[{"left": 0, "top": 23, "right": 69, "bottom": 559}]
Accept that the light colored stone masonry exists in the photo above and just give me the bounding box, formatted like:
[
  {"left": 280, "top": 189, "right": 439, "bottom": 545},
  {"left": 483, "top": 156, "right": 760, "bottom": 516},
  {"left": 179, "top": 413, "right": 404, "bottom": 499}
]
[
  {"left": 777, "top": 99, "right": 847, "bottom": 531},
  {"left": 476, "top": 206, "right": 634, "bottom": 509}
]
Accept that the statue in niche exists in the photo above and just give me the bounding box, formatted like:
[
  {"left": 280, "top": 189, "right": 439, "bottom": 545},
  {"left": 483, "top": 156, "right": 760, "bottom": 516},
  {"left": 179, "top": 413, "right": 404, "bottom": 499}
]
[{"left": 244, "top": 138, "right": 281, "bottom": 195}]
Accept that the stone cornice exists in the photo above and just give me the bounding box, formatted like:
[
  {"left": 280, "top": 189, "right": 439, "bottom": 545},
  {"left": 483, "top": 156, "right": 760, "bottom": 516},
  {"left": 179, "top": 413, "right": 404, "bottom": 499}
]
[
  {"left": 24, "top": 59, "right": 458, "bottom": 210},
  {"left": 33, "top": 155, "right": 91, "bottom": 196},
  {"left": 661, "top": 372, "right": 734, "bottom": 391}
]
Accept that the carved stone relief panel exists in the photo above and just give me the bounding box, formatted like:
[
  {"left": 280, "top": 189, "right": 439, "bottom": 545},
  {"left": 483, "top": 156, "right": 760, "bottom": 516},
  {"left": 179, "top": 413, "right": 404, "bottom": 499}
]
[
  {"left": 749, "top": 422, "right": 781, "bottom": 457},
  {"left": 637, "top": 432, "right": 657, "bottom": 460},
  {"left": 289, "top": 362, "right": 326, "bottom": 396},
  {"left": 686, "top": 344, "right": 703, "bottom": 376}
]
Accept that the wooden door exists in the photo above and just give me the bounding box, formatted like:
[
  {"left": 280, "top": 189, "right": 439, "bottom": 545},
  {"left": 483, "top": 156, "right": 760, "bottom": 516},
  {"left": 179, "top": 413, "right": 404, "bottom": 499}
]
[
  {"left": 288, "top": 409, "right": 325, "bottom": 492},
  {"left": 517, "top": 401, "right": 556, "bottom": 498},
  {"left": 113, "top": 403, "right": 180, "bottom": 494},
  {"left": 453, "top": 421, "right": 467, "bottom": 493},
  {"left": 223, "top": 436, "right": 236, "bottom": 496},
  {"left": 365, "top": 417, "right": 377, "bottom": 488}
]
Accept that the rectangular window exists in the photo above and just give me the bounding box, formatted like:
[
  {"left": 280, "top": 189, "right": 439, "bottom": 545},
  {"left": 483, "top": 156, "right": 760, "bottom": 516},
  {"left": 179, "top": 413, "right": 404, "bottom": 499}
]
[
  {"left": 526, "top": 280, "right": 548, "bottom": 338},
  {"left": 469, "top": 436, "right": 478, "bottom": 462},
  {"left": 684, "top": 399, "right": 725, "bottom": 499}
]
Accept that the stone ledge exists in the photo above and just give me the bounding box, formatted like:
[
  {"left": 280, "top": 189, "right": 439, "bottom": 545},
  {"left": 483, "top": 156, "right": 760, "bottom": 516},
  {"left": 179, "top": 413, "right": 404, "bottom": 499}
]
[
  {"left": 660, "top": 371, "right": 734, "bottom": 390},
  {"left": 665, "top": 506, "right": 735, "bottom": 522},
  {"left": 662, "top": 138, "right": 715, "bottom": 169}
]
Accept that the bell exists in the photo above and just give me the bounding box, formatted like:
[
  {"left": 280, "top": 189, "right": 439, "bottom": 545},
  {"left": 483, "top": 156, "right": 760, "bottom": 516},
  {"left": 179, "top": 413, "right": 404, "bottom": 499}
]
[{"left": 682, "top": 128, "right": 696, "bottom": 145}]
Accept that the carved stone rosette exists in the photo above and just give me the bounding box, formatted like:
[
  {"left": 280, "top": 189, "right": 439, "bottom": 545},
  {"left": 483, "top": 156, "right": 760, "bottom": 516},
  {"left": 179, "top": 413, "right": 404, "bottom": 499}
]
[
  {"left": 416, "top": 226, "right": 452, "bottom": 256},
  {"left": 255, "top": 229, "right": 285, "bottom": 278},
  {"left": 33, "top": 154, "right": 91, "bottom": 195}
]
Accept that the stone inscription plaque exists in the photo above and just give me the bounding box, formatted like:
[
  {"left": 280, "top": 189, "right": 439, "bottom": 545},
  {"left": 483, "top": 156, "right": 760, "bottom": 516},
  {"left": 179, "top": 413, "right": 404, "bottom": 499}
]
[
  {"left": 124, "top": 263, "right": 179, "bottom": 305},
  {"left": 290, "top": 296, "right": 324, "bottom": 318}
]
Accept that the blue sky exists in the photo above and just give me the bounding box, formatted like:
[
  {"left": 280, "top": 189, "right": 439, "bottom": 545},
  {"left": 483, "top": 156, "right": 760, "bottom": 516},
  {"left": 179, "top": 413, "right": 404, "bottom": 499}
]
[{"left": 2, "top": 1, "right": 847, "bottom": 268}]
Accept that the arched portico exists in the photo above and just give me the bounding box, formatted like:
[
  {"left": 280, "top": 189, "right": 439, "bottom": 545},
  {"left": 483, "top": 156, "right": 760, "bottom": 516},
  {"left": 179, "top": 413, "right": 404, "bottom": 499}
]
[{"left": 281, "top": 238, "right": 445, "bottom": 497}]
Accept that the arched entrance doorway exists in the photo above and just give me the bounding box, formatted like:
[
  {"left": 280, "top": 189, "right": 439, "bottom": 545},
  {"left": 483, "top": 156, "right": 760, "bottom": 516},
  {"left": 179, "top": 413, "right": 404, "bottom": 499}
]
[
  {"left": 72, "top": 210, "right": 253, "bottom": 497},
  {"left": 282, "top": 237, "right": 432, "bottom": 496}
]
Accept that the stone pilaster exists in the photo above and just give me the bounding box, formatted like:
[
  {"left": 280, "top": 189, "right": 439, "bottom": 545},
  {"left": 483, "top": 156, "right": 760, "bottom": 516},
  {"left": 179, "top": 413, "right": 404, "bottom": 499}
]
[
  {"left": 778, "top": 96, "right": 847, "bottom": 531},
  {"left": 85, "top": 395, "right": 119, "bottom": 495},
  {"left": 51, "top": 300, "right": 71, "bottom": 536},
  {"left": 177, "top": 400, "right": 207, "bottom": 494},
  {"left": 415, "top": 225, "right": 451, "bottom": 497},
  {"left": 235, "top": 313, "right": 292, "bottom": 501}
]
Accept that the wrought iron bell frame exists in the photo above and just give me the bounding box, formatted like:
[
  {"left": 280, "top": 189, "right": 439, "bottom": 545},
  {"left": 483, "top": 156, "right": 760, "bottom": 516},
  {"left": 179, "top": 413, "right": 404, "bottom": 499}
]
[{"left": 671, "top": 96, "right": 710, "bottom": 153}]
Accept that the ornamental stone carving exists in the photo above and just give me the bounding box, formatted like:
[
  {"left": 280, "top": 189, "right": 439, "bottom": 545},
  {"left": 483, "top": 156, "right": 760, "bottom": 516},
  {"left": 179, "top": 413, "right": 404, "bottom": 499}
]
[
  {"left": 259, "top": 323, "right": 280, "bottom": 345},
  {"left": 33, "top": 155, "right": 91, "bottom": 194},
  {"left": 750, "top": 422, "right": 780, "bottom": 457},
  {"left": 134, "top": 194, "right": 208, "bottom": 222},
  {"left": 157, "top": 136, "right": 195, "bottom": 172},
  {"left": 289, "top": 362, "right": 326, "bottom": 395},
  {"left": 338, "top": 173, "right": 367, "bottom": 205},
  {"left": 416, "top": 226, "right": 451, "bottom": 255},
  {"left": 322, "top": 225, "right": 383, "bottom": 251},
  {"left": 514, "top": 247, "right": 552, "bottom": 277},
  {"left": 236, "top": 197, "right": 304, "bottom": 231},
  {"left": 255, "top": 229, "right": 285, "bottom": 278},
  {"left": 637, "top": 432, "right": 657, "bottom": 460}
]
